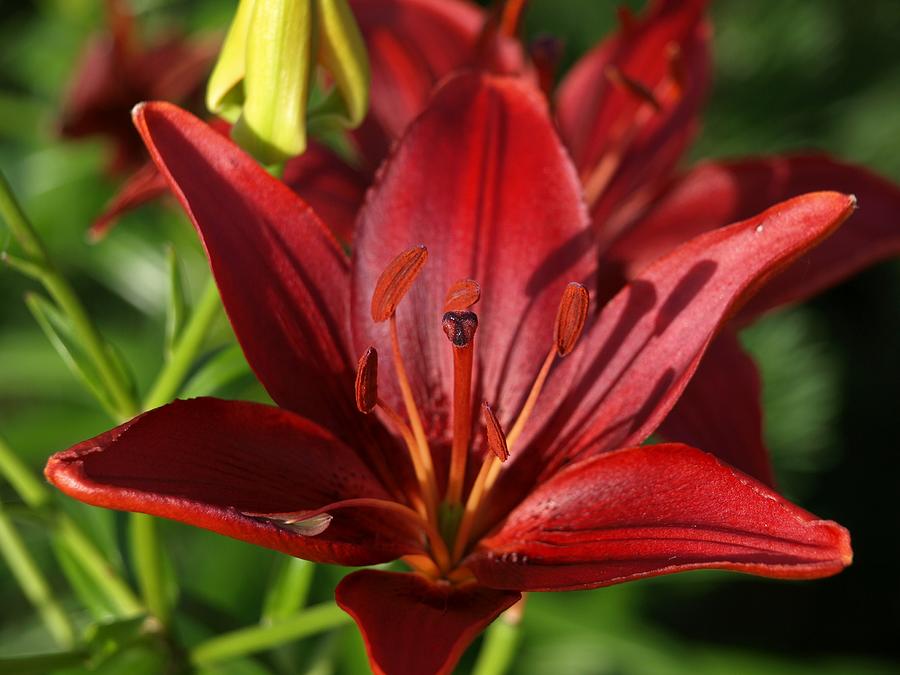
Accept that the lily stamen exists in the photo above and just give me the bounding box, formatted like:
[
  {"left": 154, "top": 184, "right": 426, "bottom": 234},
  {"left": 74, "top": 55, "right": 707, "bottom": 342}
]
[
  {"left": 370, "top": 245, "right": 439, "bottom": 517},
  {"left": 483, "top": 283, "right": 589, "bottom": 498},
  {"left": 355, "top": 346, "right": 432, "bottom": 519},
  {"left": 443, "top": 310, "right": 479, "bottom": 505}
]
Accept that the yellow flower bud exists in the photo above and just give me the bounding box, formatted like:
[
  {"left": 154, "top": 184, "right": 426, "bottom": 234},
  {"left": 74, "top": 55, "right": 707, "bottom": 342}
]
[{"left": 206, "top": 0, "right": 369, "bottom": 164}]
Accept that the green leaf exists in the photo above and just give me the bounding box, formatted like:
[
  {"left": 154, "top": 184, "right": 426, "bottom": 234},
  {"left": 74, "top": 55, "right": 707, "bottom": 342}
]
[
  {"left": 24, "top": 292, "right": 119, "bottom": 419},
  {"left": 164, "top": 246, "right": 188, "bottom": 359},
  {"left": 51, "top": 539, "right": 120, "bottom": 620},
  {"left": 181, "top": 344, "right": 253, "bottom": 398}
]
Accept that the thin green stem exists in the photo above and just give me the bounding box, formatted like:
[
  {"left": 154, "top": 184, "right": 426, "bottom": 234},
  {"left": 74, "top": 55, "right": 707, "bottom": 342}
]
[
  {"left": 129, "top": 513, "right": 171, "bottom": 625},
  {"left": 190, "top": 603, "right": 351, "bottom": 666},
  {"left": 0, "top": 434, "right": 50, "bottom": 509},
  {"left": 0, "top": 171, "right": 138, "bottom": 419},
  {"left": 471, "top": 613, "right": 521, "bottom": 675},
  {"left": 0, "top": 435, "right": 143, "bottom": 617},
  {"left": 0, "top": 505, "right": 76, "bottom": 647},
  {"left": 0, "top": 649, "right": 88, "bottom": 675},
  {"left": 55, "top": 515, "right": 144, "bottom": 617},
  {"left": 261, "top": 557, "right": 315, "bottom": 624},
  {"left": 143, "top": 276, "right": 221, "bottom": 409},
  {"left": 0, "top": 170, "right": 48, "bottom": 262},
  {"left": 40, "top": 272, "right": 138, "bottom": 418}
]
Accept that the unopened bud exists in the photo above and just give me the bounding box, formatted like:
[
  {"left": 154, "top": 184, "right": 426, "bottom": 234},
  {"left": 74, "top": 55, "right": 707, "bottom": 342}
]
[{"left": 207, "top": 0, "right": 369, "bottom": 163}]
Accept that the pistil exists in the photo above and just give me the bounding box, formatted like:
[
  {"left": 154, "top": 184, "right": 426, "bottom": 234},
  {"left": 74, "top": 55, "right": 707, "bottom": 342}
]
[
  {"left": 452, "top": 402, "right": 509, "bottom": 561},
  {"left": 442, "top": 311, "right": 479, "bottom": 505}
]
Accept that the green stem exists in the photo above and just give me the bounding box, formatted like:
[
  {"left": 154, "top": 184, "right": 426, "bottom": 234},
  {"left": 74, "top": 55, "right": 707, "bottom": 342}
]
[
  {"left": 0, "top": 170, "right": 48, "bottom": 262},
  {"left": 55, "top": 515, "right": 144, "bottom": 617},
  {"left": 0, "top": 649, "right": 88, "bottom": 675},
  {"left": 0, "top": 172, "right": 138, "bottom": 419},
  {"left": 261, "top": 557, "right": 315, "bottom": 624},
  {"left": 0, "top": 435, "right": 143, "bottom": 617},
  {"left": 143, "top": 277, "right": 221, "bottom": 409},
  {"left": 471, "top": 613, "right": 521, "bottom": 675},
  {"left": 0, "top": 505, "right": 76, "bottom": 647},
  {"left": 0, "top": 434, "right": 50, "bottom": 509},
  {"left": 40, "top": 272, "right": 138, "bottom": 418},
  {"left": 129, "top": 513, "right": 171, "bottom": 625},
  {"left": 190, "top": 603, "right": 351, "bottom": 666}
]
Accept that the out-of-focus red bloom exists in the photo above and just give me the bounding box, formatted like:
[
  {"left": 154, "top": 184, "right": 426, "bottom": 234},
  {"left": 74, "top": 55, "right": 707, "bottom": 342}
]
[
  {"left": 301, "top": 0, "right": 900, "bottom": 485},
  {"left": 46, "top": 74, "right": 853, "bottom": 675},
  {"left": 58, "top": 0, "right": 217, "bottom": 239}
]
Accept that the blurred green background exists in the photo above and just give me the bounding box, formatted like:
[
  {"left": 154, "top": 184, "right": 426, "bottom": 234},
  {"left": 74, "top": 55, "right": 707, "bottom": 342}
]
[{"left": 1, "top": 0, "right": 898, "bottom": 673}]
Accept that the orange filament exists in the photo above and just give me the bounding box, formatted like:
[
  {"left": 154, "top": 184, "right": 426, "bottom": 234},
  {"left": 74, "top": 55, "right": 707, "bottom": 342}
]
[
  {"left": 375, "top": 396, "right": 433, "bottom": 520},
  {"left": 388, "top": 316, "right": 439, "bottom": 514},
  {"left": 499, "top": 0, "right": 529, "bottom": 38},
  {"left": 443, "top": 311, "right": 479, "bottom": 505},
  {"left": 452, "top": 402, "right": 508, "bottom": 561}
]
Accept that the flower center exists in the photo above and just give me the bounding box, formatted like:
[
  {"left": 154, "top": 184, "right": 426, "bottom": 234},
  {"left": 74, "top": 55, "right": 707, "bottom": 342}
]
[{"left": 356, "top": 246, "right": 590, "bottom": 579}]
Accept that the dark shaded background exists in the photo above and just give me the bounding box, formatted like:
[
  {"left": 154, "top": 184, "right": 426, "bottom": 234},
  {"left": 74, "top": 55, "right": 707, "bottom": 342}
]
[{"left": 1, "top": 1, "right": 898, "bottom": 673}]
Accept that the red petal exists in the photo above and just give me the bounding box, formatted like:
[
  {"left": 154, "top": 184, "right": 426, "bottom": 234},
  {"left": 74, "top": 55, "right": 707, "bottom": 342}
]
[
  {"left": 282, "top": 142, "right": 369, "bottom": 243},
  {"left": 45, "top": 398, "right": 420, "bottom": 566},
  {"left": 469, "top": 444, "right": 851, "bottom": 591},
  {"left": 352, "top": 0, "right": 483, "bottom": 139},
  {"left": 600, "top": 155, "right": 900, "bottom": 317},
  {"left": 544, "top": 192, "right": 855, "bottom": 468},
  {"left": 133, "top": 102, "right": 357, "bottom": 433},
  {"left": 349, "top": 0, "right": 525, "bottom": 168},
  {"left": 89, "top": 161, "right": 169, "bottom": 241},
  {"left": 658, "top": 329, "right": 774, "bottom": 485},
  {"left": 556, "top": 0, "right": 711, "bottom": 243},
  {"left": 336, "top": 570, "right": 520, "bottom": 675},
  {"left": 352, "top": 73, "right": 593, "bottom": 447}
]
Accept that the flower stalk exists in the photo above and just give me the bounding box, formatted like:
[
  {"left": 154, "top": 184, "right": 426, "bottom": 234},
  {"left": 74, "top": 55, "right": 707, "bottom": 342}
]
[
  {"left": 190, "top": 602, "right": 352, "bottom": 666},
  {"left": 0, "top": 503, "right": 76, "bottom": 647}
]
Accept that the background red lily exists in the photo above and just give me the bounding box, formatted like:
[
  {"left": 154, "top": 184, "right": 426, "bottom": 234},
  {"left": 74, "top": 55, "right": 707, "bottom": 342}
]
[
  {"left": 58, "top": 0, "right": 217, "bottom": 239},
  {"left": 47, "top": 73, "right": 854, "bottom": 675}
]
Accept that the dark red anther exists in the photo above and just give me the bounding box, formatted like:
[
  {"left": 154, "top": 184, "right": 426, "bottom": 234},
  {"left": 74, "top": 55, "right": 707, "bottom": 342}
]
[
  {"left": 442, "top": 311, "right": 479, "bottom": 348},
  {"left": 482, "top": 402, "right": 509, "bottom": 463},
  {"left": 355, "top": 347, "right": 378, "bottom": 413}
]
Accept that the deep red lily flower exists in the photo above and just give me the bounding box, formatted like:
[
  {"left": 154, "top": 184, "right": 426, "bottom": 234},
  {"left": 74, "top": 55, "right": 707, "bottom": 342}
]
[
  {"left": 46, "top": 73, "right": 853, "bottom": 675},
  {"left": 297, "top": 0, "right": 900, "bottom": 485},
  {"left": 59, "top": 0, "right": 217, "bottom": 238}
]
